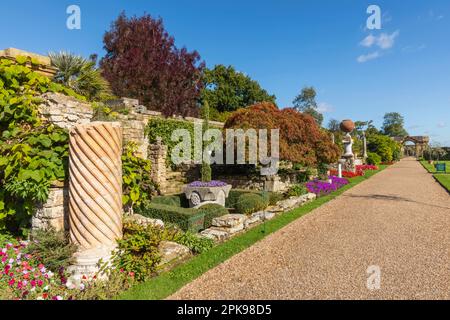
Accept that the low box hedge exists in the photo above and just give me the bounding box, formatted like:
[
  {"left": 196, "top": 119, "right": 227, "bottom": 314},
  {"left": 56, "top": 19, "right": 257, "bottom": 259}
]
[
  {"left": 151, "top": 194, "right": 189, "bottom": 208},
  {"left": 198, "top": 204, "right": 230, "bottom": 229},
  {"left": 137, "top": 203, "right": 205, "bottom": 233},
  {"left": 226, "top": 189, "right": 276, "bottom": 208}
]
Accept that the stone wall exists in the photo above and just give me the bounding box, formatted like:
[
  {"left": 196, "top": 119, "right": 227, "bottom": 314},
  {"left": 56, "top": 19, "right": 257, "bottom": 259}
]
[
  {"left": 38, "top": 92, "right": 93, "bottom": 129},
  {"left": 32, "top": 186, "right": 69, "bottom": 232},
  {"left": 215, "top": 171, "right": 302, "bottom": 192}
]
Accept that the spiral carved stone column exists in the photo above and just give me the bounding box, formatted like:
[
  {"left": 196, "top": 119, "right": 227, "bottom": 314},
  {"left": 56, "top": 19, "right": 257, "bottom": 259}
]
[{"left": 68, "top": 122, "right": 123, "bottom": 279}]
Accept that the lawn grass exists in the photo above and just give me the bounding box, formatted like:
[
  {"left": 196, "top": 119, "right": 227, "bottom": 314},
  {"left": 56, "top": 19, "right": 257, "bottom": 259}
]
[
  {"left": 420, "top": 160, "right": 450, "bottom": 174},
  {"left": 117, "top": 165, "right": 387, "bottom": 300},
  {"left": 434, "top": 174, "right": 450, "bottom": 193}
]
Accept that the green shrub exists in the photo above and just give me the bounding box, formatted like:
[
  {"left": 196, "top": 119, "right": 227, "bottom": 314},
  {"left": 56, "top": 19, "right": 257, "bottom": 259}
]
[
  {"left": 268, "top": 192, "right": 284, "bottom": 206},
  {"left": 25, "top": 228, "right": 78, "bottom": 272},
  {"left": 287, "top": 184, "right": 308, "bottom": 197},
  {"left": 137, "top": 202, "right": 205, "bottom": 232},
  {"left": 296, "top": 168, "right": 313, "bottom": 183},
  {"left": 122, "top": 142, "right": 157, "bottom": 212},
  {"left": 110, "top": 221, "right": 163, "bottom": 281},
  {"left": 146, "top": 118, "right": 195, "bottom": 168},
  {"left": 0, "top": 232, "right": 18, "bottom": 247},
  {"left": 367, "top": 152, "right": 382, "bottom": 165},
  {"left": 151, "top": 194, "right": 188, "bottom": 208},
  {"left": 197, "top": 204, "right": 229, "bottom": 228},
  {"left": 235, "top": 193, "right": 267, "bottom": 215},
  {"left": 226, "top": 189, "right": 272, "bottom": 208},
  {"left": 172, "top": 231, "right": 214, "bottom": 254}
]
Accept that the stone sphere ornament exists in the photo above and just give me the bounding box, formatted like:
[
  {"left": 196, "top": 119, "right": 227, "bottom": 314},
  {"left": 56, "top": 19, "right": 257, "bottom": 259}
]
[{"left": 340, "top": 119, "right": 355, "bottom": 133}]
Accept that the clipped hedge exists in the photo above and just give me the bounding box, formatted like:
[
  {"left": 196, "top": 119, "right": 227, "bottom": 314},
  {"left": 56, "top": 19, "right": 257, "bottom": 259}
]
[
  {"left": 226, "top": 189, "right": 280, "bottom": 208},
  {"left": 235, "top": 193, "right": 268, "bottom": 215},
  {"left": 137, "top": 203, "right": 204, "bottom": 233},
  {"left": 151, "top": 194, "right": 189, "bottom": 208},
  {"left": 198, "top": 204, "right": 229, "bottom": 229}
]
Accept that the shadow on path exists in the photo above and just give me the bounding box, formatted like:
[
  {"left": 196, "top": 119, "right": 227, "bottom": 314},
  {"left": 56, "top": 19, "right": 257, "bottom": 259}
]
[{"left": 342, "top": 193, "right": 450, "bottom": 210}]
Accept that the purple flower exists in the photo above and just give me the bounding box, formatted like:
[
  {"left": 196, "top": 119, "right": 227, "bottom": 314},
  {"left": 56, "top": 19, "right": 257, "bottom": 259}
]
[
  {"left": 306, "top": 176, "right": 349, "bottom": 196},
  {"left": 188, "top": 180, "right": 228, "bottom": 188}
]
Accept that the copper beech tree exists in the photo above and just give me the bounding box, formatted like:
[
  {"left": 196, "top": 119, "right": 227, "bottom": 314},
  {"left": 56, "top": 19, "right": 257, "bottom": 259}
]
[
  {"left": 100, "top": 12, "right": 205, "bottom": 117},
  {"left": 224, "top": 102, "right": 340, "bottom": 166}
]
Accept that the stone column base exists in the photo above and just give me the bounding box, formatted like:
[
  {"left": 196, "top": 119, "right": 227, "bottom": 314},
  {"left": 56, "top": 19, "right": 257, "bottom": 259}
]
[{"left": 67, "top": 246, "right": 115, "bottom": 283}]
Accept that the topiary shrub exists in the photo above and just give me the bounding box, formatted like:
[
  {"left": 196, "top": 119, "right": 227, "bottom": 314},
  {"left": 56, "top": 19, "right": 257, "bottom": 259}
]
[
  {"left": 197, "top": 204, "right": 229, "bottom": 229},
  {"left": 367, "top": 152, "right": 382, "bottom": 165},
  {"left": 151, "top": 194, "right": 188, "bottom": 208},
  {"left": 235, "top": 193, "right": 267, "bottom": 215},
  {"left": 136, "top": 202, "right": 205, "bottom": 232}
]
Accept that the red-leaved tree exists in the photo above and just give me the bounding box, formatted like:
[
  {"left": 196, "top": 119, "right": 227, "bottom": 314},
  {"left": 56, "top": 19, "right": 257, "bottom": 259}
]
[
  {"left": 224, "top": 102, "right": 340, "bottom": 166},
  {"left": 100, "top": 12, "right": 205, "bottom": 117}
]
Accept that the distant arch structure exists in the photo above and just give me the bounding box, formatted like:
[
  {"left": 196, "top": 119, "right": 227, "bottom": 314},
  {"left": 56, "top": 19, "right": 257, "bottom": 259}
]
[{"left": 393, "top": 136, "right": 430, "bottom": 158}]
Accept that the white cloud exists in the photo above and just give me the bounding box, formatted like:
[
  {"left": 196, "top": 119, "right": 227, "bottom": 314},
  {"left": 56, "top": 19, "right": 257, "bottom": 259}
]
[
  {"left": 437, "top": 122, "right": 446, "bottom": 128},
  {"left": 360, "top": 31, "right": 400, "bottom": 49},
  {"left": 357, "top": 51, "right": 381, "bottom": 63},
  {"left": 317, "top": 102, "right": 334, "bottom": 113}
]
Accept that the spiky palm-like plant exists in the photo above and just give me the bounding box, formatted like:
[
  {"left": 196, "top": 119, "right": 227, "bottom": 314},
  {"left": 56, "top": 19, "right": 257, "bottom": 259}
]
[{"left": 49, "top": 51, "right": 112, "bottom": 101}]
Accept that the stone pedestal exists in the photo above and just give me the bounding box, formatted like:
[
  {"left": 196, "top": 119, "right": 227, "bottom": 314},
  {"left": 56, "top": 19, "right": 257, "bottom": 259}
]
[
  {"left": 67, "top": 122, "right": 123, "bottom": 280},
  {"left": 184, "top": 184, "right": 232, "bottom": 208}
]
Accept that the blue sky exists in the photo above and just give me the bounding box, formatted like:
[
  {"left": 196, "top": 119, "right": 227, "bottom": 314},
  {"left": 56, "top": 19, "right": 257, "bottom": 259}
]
[{"left": 1, "top": 0, "right": 449, "bottom": 145}]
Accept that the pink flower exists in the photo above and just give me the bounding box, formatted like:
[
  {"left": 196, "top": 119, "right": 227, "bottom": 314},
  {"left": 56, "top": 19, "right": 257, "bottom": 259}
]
[
  {"left": 8, "top": 279, "right": 15, "bottom": 286},
  {"left": 30, "top": 280, "right": 36, "bottom": 287},
  {"left": 37, "top": 280, "right": 43, "bottom": 287}
]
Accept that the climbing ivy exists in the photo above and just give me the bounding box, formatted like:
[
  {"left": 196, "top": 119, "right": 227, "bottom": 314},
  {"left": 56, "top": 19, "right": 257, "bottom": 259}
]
[
  {"left": 122, "top": 142, "right": 157, "bottom": 214},
  {"left": 0, "top": 57, "right": 83, "bottom": 234}
]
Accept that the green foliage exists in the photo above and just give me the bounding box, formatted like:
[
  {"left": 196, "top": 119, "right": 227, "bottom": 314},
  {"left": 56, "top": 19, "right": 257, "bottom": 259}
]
[
  {"left": 72, "top": 268, "right": 136, "bottom": 300},
  {"left": 382, "top": 112, "right": 408, "bottom": 137},
  {"left": 137, "top": 202, "right": 205, "bottom": 232},
  {"left": 25, "top": 228, "right": 78, "bottom": 272},
  {"left": 226, "top": 189, "right": 272, "bottom": 208},
  {"left": 122, "top": 142, "right": 157, "bottom": 212},
  {"left": 151, "top": 194, "right": 189, "bottom": 208},
  {"left": 49, "top": 51, "right": 112, "bottom": 101},
  {"left": 0, "top": 232, "right": 18, "bottom": 247},
  {"left": 367, "top": 134, "right": 401, "bottom": 163},
  {"left": 287, "top": 184, "right": 308, "bottom": 197},
  {"left": 201, "top": 65, "right": 276, "bottom": 113},
  {"left": 367, "top": 152, "right": 382, "bottom": 165},
  {"left": 296, "top": 168, "right": 314, "bottom": 183},
  {"left": 146, "top": 118, "right": 195, "bottom": 168},
  {"left": 172, "top": 231, "right": 214, "bottom": 254},
  {"left": 111, "top": 220, "right": 163, "bottom": 281},
  {"left": 198, "top": 203, "right": 229, "bottom": 229},
  {"left": 0, "top": 58, "right": 84, "bottom": 234},
  {"left": 268, "top": 192, "right": 284, "bottom": 206},
  {"left": 293, "top": 86, "right": 323, "bottom": 126},
  {"left": 235, "top": 193, "right": 268, "bottom": 215}
]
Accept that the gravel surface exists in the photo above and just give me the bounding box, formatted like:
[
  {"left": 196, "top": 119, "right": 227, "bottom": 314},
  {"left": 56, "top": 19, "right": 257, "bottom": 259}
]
[{"left": 169, "top": 158, "right": 450, "bottom": 300}]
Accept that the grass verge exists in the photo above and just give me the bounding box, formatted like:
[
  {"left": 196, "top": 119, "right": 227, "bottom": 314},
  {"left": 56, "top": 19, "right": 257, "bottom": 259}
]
[
  {"left": 434, "top": 174, "right": 450, "bottom": 193},
  {"left": 420, "top": 160, "right": 450, "bottom": 174},
  {"left": 117, "top": 165, "right": 387, "bottom": 300}
]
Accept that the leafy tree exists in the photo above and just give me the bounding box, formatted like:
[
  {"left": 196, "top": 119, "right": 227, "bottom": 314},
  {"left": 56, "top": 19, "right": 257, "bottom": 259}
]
[
  {"left": 100, "top": 12, "right": 205, "bottom": 117},
  {"left": 224, "top": 102, "right": 340, "bottom": 166},
  {"left": 201, "top": 65, "right": 276, "bottom": 114},
  {"left": 382, "top": 112, "right": 408, "bottom": 137},
  {"left": 49, "top": 51, "right": 112, "bottom": 101},
  {"left": 293, "top": 86, "right": 324, "bottom": 126},
  {"left": 327, "top": 119, "right": 340, "bottom": 132},
  {"left": 367, "top": 134, "right": 401, "bottom": 162}
]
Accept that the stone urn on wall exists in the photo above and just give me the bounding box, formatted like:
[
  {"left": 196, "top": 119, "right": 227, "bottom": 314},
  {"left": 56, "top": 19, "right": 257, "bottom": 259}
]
[{"left": 184, "top": 181, "right": 232, "bottom": 208}]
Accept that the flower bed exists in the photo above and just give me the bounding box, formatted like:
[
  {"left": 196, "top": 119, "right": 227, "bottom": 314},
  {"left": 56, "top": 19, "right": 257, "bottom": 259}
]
[
  {"left": 306, "top": 176, "right": 349, "bottom": 196},
  {"left": 329, "top": 169, "right": 364, "bottom": 178},
  {"left": 188, "top": 180, "right": 228, "bottom": 188}
]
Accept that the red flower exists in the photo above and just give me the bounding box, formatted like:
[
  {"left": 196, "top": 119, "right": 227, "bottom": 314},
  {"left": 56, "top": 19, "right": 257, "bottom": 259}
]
[
  {"left": 42, "top": 293, "right": 48, "bottom": 299},
  {"left": 129, "top": 272, "right": 135, "bottom": 278}
]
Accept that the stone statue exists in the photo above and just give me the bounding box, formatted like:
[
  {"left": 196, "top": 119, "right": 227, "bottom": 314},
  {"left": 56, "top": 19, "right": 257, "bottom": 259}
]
[{"left": 339, "top": 119, "right": 356, "bottom": 173}]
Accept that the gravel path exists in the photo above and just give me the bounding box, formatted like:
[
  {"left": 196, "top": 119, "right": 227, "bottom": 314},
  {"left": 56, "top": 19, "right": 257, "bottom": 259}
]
[{"left": 169, "top": 158, "right": 450, "bottom": 300}]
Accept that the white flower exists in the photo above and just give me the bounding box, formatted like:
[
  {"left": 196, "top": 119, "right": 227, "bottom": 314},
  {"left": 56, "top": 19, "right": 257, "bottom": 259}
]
[
  {"left": 43, "top": 285, "right": 49, "bottom": 291},
  {"left": 8, "top": 258, "right": 14, "bottom": 264},
  {"left": 36, "top": 297, "right": 44, "bottom": 300},
  {"left": 46, "top": 271, "right": 54, "bottom": 278},
  {"left": 1, "top": 248, "right": 6, "bottom": 253},
  {"left": 56, "top": 296, "right": 63, "bottom": 300}
]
